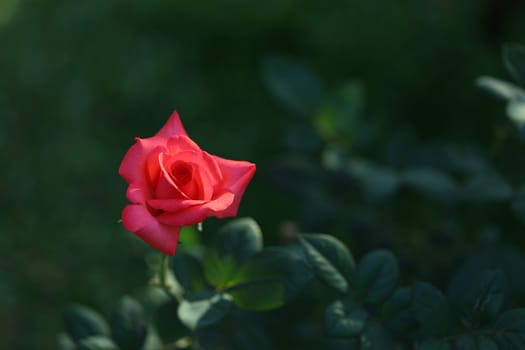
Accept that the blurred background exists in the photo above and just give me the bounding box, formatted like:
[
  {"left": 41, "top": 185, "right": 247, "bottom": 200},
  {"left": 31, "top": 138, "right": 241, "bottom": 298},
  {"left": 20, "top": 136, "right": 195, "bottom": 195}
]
[{"left": 2, "top": 0, "right": 525, "bottom": 348}]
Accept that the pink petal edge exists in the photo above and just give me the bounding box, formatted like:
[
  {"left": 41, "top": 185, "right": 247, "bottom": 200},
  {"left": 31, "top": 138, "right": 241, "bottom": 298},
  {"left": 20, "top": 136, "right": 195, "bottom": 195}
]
[
  {"left": 155, "top": 110, "right": 188, "bottom": 138},
  {"left": 122, "top": 204, "right": 181, "bottom": 255}
]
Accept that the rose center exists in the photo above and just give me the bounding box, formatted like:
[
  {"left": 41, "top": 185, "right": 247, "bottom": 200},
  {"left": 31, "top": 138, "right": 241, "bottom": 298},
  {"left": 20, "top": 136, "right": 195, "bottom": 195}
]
[{"left": 170, "top": 161, "right": 193, "bottom": 186}]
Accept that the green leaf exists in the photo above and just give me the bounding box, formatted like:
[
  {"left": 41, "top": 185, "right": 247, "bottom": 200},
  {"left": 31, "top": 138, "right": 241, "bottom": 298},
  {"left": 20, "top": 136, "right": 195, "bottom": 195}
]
[
  {"left": 512, "top": 185, "right": 525, "bottom": 226},
  {"left": 226, "top": 246, "right": 315, "bottom": 309},
  {"left": 360, "top": 321, "right": 393, "bottom": 350},
  {"left": 57, "top": 333, "right": 76, "bottom": 350},
  {"left": 203, "top": 250, "right": 237, "bottom": 289},
  {"left": 154, "top": 299, "right": 187, "bottom": 343},
  {"left": 261, "top": 54, "right": 323, "bottom": 117},
  {"left": 492, "top": 308, "right": 525, "bottom": 349},
  {"left": 452, "top": 335, "right": 498, "bottom": 350},
  {"left": 177, "top": 293, "right": 232, "bottom": 330},
  {"left": 356, "top": 250, "right": 399, "bottom": 304},
  {"left": 382, "top": 287, "right": 416, "bottom": 332},
  {"left": 348, "top": 160, "right": 400, "bottom": 201},
  {"left": 178, "top": 225, "right": 201, "bottom": 247},
  {"left": 474, "top": 336, "right": 499, "bottom": 350},
  {"left": 455, "top": 335, "right": 477, "bottom": 350},
  {"left": 77, "top": 336, "right": 118, "bottom": 350},
  {"left": 226, "top": 252, "right": 286, "bottom": 311},
  {"left": 476, "top": 76, "right": 525, "bottom": 101},
  {"left": 412, "top": 282, "right": 452, "bottom": 336},
  {"left": 141, "top": 328, "right": 163, "bottom": 350},
  {"left": 64, "top": 305, "right": 110, "bottom": 342},
  {"left": 325, "top": 296, "right": 368, "bottom": 337},
  {"left": 418, "top": 339, "right": 452, "bottom": 350},
  {"left": 214, "top": 218, "right": 263, "bottom": 265},
  {"left": 401, "top": 167, "right": 458, "bottom": 202},
  {"left": 171, "top": 250, "right": 206, "bottom": 294},
  {"left": 299, "top": 234, "right": 356, "bottom": 294},
  {"left": 133, "top": 286, "right": 170, "bottom": 321},
  {"left": 504, "top": 45, "right": 525, "bottom": 86},
  {"left": 110, "top": 296, "right": 147, "bottom": 350},
  {"left": 232, "top": 324, "right": 274, "bottom": 350},
  {"left": 315, "top": 81, "right": 363, "bottom": 144},
  {"left": 462, "top": 173, "right": 513, "bottom": 203},
  {"left": 247, "top": 246, "right": 314, "bottom": 299},
  {"left": 506, "top": 100, "right": 525, "bottom": 127},
  {"left": 456, "top": 270, "right": 506, "bottom": 327}
]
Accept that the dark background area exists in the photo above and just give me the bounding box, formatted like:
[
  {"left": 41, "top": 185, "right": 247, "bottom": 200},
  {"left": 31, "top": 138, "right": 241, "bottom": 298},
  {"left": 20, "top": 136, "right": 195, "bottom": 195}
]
[{"left": 2, "top": 0, "right": 525, "bottom": 348}]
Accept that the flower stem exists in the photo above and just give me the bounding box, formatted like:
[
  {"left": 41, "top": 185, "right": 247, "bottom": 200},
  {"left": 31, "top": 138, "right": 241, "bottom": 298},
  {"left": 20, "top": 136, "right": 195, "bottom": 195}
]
[{"left": 159, "top": 253, "right": 169, "bottom": 293}]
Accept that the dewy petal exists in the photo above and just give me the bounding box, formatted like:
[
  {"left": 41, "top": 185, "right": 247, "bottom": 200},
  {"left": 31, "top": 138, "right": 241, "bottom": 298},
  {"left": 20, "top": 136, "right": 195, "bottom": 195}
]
[
  {"left": 156, "top": 192, "right": 235, "bottom": 226},
  {"left": 155, "top": 110, "right": 188, "bottom": 138},
  {"left": 122, "top": 204, "right": 181, "bottom": 255},
  {"left": 212, "top": 156, "right": 256, "bottom": 216}
]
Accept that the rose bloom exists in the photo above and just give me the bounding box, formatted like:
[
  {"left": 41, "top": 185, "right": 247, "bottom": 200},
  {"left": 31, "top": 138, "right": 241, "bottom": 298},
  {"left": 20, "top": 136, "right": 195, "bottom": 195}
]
[{"left": 119, "top": 111, "right": 256, "bottom": 255}]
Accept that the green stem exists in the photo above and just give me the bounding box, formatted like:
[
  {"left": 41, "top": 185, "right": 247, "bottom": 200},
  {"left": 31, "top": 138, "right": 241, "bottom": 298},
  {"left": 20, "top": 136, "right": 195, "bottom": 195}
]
[{"left": 159, "top": 253, "right": 169, "bottom": 292}]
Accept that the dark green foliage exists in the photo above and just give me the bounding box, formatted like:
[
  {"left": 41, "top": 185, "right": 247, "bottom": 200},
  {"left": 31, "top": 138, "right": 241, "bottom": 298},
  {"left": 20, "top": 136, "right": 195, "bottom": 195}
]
[
  {"left": 381, "top": 287, "right": 416, "bottom": 332},
  {"left": 461, "top": 173, "right": 513, "bottom": 203},
  {"left": 355, "top": 250, "right": 399, "bottom": 304},
  {"left": 492, "top": 309, "right": 525, "bottom": 349},
  {"left": 261, "top": 55, "right": 324, "bottom": 117},
  {"left": 77, "top": 336, "right": 118, "bottom": 350},
  {"left": 503, "top": 45, "right": 525, "bottom": 86},
  {"left": 57, "top": 333, "right": 77, "bottom": 350},
  {"left": 359, "top": 321, "right": 393, "bottom": 350},
  {"left": 325, "top": 296, "right": 368, "bottom": 337},
  {"left": 110, "top": 296, "right": 147, "bottom": 350},
  {"left": 47, "top": 38, "right": 525, "bottom": 349},
  {"left": 58, "top": 218, "right": 525, "bottom": 350},
  {"left": 171, "top": 251, "right": 206, "bottom": 295},
  {"left": 412, "top": 282, "right": 453, "bottom": 337},
  {"left": 177, "top": 292, "right": 233, "bottom": 330},
  {"left": 315, "top": 82, "right": 363, "bottom": 146},
  {"left": 226, "top": 250, "right": 287, "bottom": 310},
  {"left": 400, "top": 168, "right": 458, "bottom": 202},
  {"left": 213, "top": 217, "right": 263, "bottom": 265},
  {"left": 299, "top": 233, "right": 355, "bottom": 294},
  {"left": 64, "top": 305, "right": 110, "bottom": 343},
  {"left": 419, "top": 339, "right": 451, "bottom": 350},
  {"left": 454, "top": 270, "right": 506, "bottom": 328}
]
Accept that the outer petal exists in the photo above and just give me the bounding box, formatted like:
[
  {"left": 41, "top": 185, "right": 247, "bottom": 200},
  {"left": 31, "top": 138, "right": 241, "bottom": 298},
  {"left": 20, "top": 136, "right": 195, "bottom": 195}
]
[
  {"left": 155, "top": 110, "right": 188, "bottom": 138},
  {"left": 119, "top": 137, "right": 165, "bottom": 184},
  {"left": 156, "top": 192, "right": 235, "bottom": 226},
  {"left": 126, "top": 182, "right": 149, "bottom": 203},
  {"left": 212, "top": 156, "right": 256, "bottom": 217},
  {"left": 122, "top": 204, "right": 181, "bottom": 255}
]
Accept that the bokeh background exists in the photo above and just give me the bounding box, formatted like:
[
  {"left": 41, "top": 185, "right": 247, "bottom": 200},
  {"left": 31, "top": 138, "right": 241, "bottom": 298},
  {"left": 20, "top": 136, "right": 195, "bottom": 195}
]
[{"left": 2, "top": 0, "right": 525, "bottom": 348}]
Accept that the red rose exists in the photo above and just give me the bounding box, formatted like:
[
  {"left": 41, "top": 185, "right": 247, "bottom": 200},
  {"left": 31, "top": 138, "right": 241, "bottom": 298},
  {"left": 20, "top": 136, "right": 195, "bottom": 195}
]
[{"left": 119, "top": 111, "right": 256, "bottom": 255}]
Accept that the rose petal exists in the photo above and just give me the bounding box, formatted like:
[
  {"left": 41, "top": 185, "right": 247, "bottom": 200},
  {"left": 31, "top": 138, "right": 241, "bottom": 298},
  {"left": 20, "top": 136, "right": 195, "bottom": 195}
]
[
  {"left": 155, "top": 152, "right": 190, "bottom": 200},
  {"left": 126, "top": 182, "right": 149, "bottom": 203},
  {"left": 212, "top": 156, "right": 256, "bottom": 216},
  {"left": 147, "top": 198, "right": 206, "bottom": 212},
  {"left": 161, "top": 151, "right": 213, "bottom": 200},
  {"left": 122, "top": 204, "right": 181, "bottom": 255},
  {"left": 119, "top": 137, "right": 166, "bottom": 184},
  {"left": 166, "top": 135, "right": 201, "bottom": 154},
  {"left": 156, "top": 192, "right": 235, "bottom": 226},
  {"left": 155, "top": 110, "right": 188, "bottom": 138}
]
